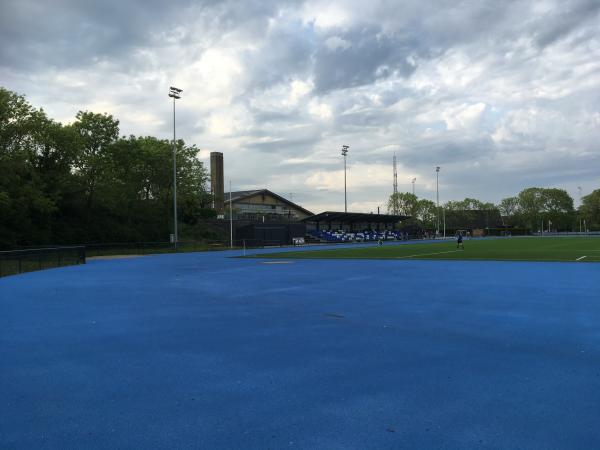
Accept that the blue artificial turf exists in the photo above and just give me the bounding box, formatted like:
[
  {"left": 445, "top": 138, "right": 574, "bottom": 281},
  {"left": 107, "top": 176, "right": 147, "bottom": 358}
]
[{"left": 1, "top": 244, "right": 600, "bottom": 449}]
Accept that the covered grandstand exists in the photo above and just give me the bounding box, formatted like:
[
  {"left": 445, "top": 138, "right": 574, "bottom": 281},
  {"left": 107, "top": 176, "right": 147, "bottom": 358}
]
[{"left": 302, "top": 211, "right": 410, "bottom": 243}]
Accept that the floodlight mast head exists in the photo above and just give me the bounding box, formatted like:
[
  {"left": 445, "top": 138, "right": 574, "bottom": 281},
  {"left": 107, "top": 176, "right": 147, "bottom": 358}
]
[
  {"left": 169, "top": 86, "right": 182, "bottom": 99},
  {"left": 436, "top": 166, "right": 440, "bottom": 172},
  {"left": 341, "top": 145, "right": 349, "bottom": 156}
]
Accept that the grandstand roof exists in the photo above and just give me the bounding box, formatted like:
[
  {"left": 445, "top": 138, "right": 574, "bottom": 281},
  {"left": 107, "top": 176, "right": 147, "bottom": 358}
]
[{"left": 302, "top": 211, "right": 409, "bottom": 224}]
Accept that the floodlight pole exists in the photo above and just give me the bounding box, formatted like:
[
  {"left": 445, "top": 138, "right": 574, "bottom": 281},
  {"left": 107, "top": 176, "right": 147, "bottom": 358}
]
[
  {"left": 436, "top": 166, "right": 440, "bottom": 238},
  {"left": 578, "top": 186, "right": 582, "bottom": 233},
  {"left": 443, "top": 208, "right": 446, "bottom": 238},
  {"left": 229, "top": 180, "right": 233, "bottom": 248},
  {"left": 169, "top": 86, "right": 182, "bottom": 250},
  {"left": 342, "top": 145, "right": 349, "bottom": 212},
  {"left": 412, "top": 178, "right": 416, "bottom": 196}
]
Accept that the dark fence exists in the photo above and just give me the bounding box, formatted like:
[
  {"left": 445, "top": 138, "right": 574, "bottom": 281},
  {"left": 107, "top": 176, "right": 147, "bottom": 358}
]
[
  {"left": 0, "top": 239, "right": 295, "bottom": 277},
  {"left": 85, "top": 240, "right": 233, "bottom": 257},
  {"left": 532, "top": 231, "right": 600, "bottom": 236},
  {"left": 86, "top": 241, "right": 186, "bottom": 256},
  {"left": 84, "top": 239, "right": 291, "bottom": 257},
  {"left": 0, "top": 246, "right": 86, "bottom": 278},
  {"left": 234, "top": 239, "right": 290, "bottom": 249}
]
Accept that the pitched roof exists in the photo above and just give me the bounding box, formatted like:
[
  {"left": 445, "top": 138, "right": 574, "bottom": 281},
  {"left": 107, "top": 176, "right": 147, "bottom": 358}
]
[
  {"left": 224, "top": 189, "right": 314, "bottom": 216},
  {"left": 226, "top": 190, "right": 262, "bottom": 202}
]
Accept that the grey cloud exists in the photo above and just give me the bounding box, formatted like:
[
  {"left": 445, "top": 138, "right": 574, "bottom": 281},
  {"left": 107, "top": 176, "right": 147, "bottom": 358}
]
[
  {"left": 533, "top": 0, "right": 600, "bottom": 48},
  {"left": 240, "top": 22, "right": 314, "bottom": 92},
  {"left": 244, "top": 132, "right": 322, "bottom": 154},
  {"left": 252, "top": 110, "right": 300, "bottom": 123},
  {"left": 1, "top": 0, "right": 171, "bottom": 69},
  {"left": 313, "top": 27, "right": 418, "bottom": 93},
  {"left": 0, "top": 0, "right": 295, "bottom": 72},
  {"left": 387, "top": 136, "right": 496, "bottom": 169}
]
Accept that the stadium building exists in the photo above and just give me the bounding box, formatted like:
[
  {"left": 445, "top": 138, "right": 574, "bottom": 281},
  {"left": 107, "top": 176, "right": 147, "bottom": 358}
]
[
  {"left": 209, "top": 152, "right": 409, "bottom": 245},
  {"left": 225, "top": 189, "right": 313, "bottom": 221},
  {"left": 210, "top": 151, "right": 312, "bottom": 221}
]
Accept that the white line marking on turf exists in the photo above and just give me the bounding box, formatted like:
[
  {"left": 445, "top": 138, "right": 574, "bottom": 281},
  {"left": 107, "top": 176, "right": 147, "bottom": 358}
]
[
  {"left": 395, "top": 250, "right": 462, "bottom": 259},
  {"left": 576, "top": 256, "right": 587, "bottom": 261}
]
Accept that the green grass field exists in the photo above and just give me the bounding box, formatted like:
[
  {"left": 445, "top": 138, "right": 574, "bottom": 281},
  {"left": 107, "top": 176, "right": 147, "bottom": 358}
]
[{"left": 254, "top": 237, "right": 600, "bottom": 262}]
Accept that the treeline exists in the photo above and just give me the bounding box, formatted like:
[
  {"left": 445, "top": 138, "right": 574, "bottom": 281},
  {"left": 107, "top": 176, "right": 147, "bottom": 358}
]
[
  {"left": 388, "top": 187, "right": 600, "bottom": 232},
  {"left": 0, "top": 88, "right": 214, "bottom": 249}
]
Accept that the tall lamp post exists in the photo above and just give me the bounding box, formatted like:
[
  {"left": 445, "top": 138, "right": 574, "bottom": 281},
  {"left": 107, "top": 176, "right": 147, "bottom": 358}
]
[
  {"left": 578, "top": 186, "right": 583, "bottom": 233},
  {"left": 436, "top": 166, "right": 440, "bottom": 237},
  {"left": 412, "top": 177, "right": 416, "bottom": 196},
  {"left": 229, "top": 180, "right": 233, "bottom": 248},
  {"left": 169, "top": 86, "right": 182, "bottom": 250},
  {"left": 341, "top": 145, "right": 349, "bottom": 212}
]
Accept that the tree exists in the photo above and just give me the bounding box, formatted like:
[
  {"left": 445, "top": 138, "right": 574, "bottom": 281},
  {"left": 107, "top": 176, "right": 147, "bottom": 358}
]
[
  {"left": 0, "top": 87, "right": 214, "bottom": 247},
  {"left": 517, "top": 188, "right": 546, "bottom": 230},
  {"left": 442, "top": 198, "right": 500, "bottom": 230},
  {"left": 516, "top": 187, "right": 575, "bottom": 231},
  {"left": 0, "top": 88, "right": 60, "bottom": 247},
  {"left": 71, "top": 111, "right": 120, "bottom": 220},
  {"left": 414, "top": 199, "right": 437, "bottom": 229},
  {"left": 445, "top": 198, "right": 482, "bottom": 211},
  {"left": 542, "top": 188, "right": 574, "bottom": 230},
  {"left": 499, "top": 197, "right": 520, "bottom": 217},
  {"left": 580, "top": 189, "right": 600, "bottom": 230},
  {"left": 498, "top": 197, "right": 520, "bottom": 225},
  {"left": 444, "top": 198, "right": 498, "bottom": 212},
  {"left": 387, "top": 192, "right": 418, "bottom": 216}
]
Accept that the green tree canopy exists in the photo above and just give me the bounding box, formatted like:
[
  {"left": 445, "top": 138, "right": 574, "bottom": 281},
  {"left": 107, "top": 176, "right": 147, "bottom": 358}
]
[
  {"left": 414, "top": 199, "right": 437, "bottom": 229},
  {"left": 517, "top": 187, "right": 574, "bottom": 230},
  {"left": 387, "top": 192, "right": 418, "bottom": 216},
  {"left": 0, "top": 87, "right": 213, "bottom": 248},
  {"left": 580, "top": 189, "right": 600, "bottom": 230}
]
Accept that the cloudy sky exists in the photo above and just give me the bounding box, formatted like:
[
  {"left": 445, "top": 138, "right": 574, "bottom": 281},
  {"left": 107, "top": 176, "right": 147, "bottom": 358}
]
[{"left": 1, "top": 0, "right": 599, "bottom": 212}]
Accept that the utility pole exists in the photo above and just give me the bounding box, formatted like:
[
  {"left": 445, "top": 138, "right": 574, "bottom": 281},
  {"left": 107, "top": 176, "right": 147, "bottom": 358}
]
[
  {"left": 436, "top": 166, "right": 440, "bottom": 237},
  {"left": 443, "top": 208, "right": 446, "bottom": 238},
  {"left": 578, "top": 186, "right": 583, "bottom": 233},
  {"left": 229, "top": 180, "right": 233, "bottom": 248},
  {"left": 342, "top": 145, "right": 349, "bottom": 212},
  {"left": 168, "top": 86, "right": 182, "bottom": 250},
  {"left": 393, "top": 154, "right": 398, "bottom": 195}
]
